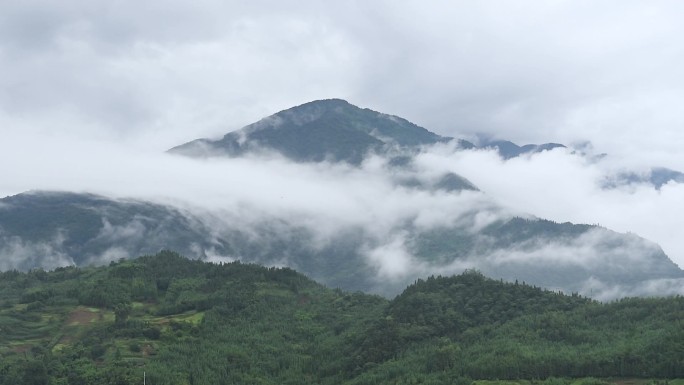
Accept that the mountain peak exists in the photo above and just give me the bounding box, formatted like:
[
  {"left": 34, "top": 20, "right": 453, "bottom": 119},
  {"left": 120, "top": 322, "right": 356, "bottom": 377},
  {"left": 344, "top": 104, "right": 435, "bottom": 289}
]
[
  {"left": 296, "top": 98, "right": 351, "bottom": 107},
  {"left": 169, "top": 99, "right": 449, "bottom": 164},
  {"left": 249, "top": 98, "right": 358, "bottom": 131},
  {"left": 274, "top": 98, "right": 353, "bottom": 117}
]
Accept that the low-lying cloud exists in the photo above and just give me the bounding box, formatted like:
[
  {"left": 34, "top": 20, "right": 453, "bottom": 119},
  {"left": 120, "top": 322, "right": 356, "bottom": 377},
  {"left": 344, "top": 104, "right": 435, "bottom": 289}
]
[
  {"left": 1, "top": 130, "right": 683, "bottom": 299},
  {"left": 1, "top": 0, "right": 683, "bottom": 300},
  {"left": 0, "top": 231, "right": 74, "bottom": 271},
  {"left": 579, "top": 277, "right": 684, "bottom": 302},
  {"left": 413, "top": 143, "right": 684, "bottom": 269}
]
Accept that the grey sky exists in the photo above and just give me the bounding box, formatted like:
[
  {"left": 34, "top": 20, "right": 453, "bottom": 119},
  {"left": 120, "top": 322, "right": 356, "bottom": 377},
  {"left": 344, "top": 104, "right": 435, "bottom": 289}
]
[
  {"left": 1, "top": 1, "right": 682, "bottom": 159},
  {"left": 2, "top": 1, "right": 684, "bottom": 268}
]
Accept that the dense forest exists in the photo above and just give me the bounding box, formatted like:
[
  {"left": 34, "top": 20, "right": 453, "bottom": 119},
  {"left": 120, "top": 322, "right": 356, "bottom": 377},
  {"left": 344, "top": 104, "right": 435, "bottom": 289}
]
[{"left": 0, "top": 251, "right": 683, "bottom": 384}]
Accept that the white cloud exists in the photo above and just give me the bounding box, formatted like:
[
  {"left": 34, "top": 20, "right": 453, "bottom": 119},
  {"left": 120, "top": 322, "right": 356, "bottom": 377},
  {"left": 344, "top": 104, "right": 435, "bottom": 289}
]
[
  {"left": 94, "top": 218, "right": 146, "bottom": 244},
  {"left": 580, "top": 277, "right": 684, "bottom": 302},
  {"left": 479, "top": 228, "right": 661, "bottom": 269},
  {"left": 0, "top": 133, "right": 681, "bottom": 299},
  {"left": 1, "top": 0, "right": 683, "bottom": 296},
  {"left": 1, "top": 1, "right": 682, "bottom": 159},
  {"left": 364, "top": 234, "right": 415, "bottom": 280},
  {"left": 412, "top": 145, "right": 684, "bottom": 268},
  {"left": 0, "top": 231, "right": 75, "bottom": 271}
]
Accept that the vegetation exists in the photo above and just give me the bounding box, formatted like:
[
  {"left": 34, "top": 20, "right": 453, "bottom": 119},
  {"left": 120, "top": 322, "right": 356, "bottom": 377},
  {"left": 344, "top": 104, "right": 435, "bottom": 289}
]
[
  {"left": 0, "top": 251, "right": 682, "bottom": 384},
  {"left": 3, "top": 191, "right": 683, "bottom": 299},
  {"left": 0, "top": 192, "right": 213, "bottom": 269},
  {"left": 169, "top": 98, "right": 453, "bottom": 164}
]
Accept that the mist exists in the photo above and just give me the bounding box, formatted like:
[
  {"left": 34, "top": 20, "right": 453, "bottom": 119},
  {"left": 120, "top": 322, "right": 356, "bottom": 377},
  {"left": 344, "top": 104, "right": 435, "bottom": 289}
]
[
  {"left": 411, "top": 144, "right": 684, "bottom": 269},
  {"left": 1, "top": 129, "right": 682, "bottom": 299},
  {"left": 2, "top": 1, "right": 684, "bottom": 298}
]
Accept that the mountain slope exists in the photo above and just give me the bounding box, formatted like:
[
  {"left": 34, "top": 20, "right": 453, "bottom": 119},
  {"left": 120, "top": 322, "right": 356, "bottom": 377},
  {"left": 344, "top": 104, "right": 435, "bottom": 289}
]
[
  {"left": 0, "top": 191, "right": 216, "bottom": 270},
  {"left": 408, "top": 217, "right": 684, "bottom": 297},
  {"left": 479, "top": 139, "right": 566, "bottom": 159},
  {"left": 1, "top": 253, "right": 683, "bottom": 384},
  {"left": 604, "top": 167, "right": 684, "bottom": 190},
  {"left": 169, "top": 99, "right": 471, "bottom": 164},
  {"left": 1, "top": 191, "right": 682, "bottom": 299},
  {"left": 171, "top": 98, "right": 684, "bottom": 193},
  {"left": 3, "top": 101, "right": 683, "bottom": 299}
]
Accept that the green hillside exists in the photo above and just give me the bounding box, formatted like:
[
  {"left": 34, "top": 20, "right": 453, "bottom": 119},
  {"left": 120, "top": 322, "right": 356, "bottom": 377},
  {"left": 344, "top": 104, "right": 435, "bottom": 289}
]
[{"left": 1, "top": 251, "right": 682, "bottom": 384}]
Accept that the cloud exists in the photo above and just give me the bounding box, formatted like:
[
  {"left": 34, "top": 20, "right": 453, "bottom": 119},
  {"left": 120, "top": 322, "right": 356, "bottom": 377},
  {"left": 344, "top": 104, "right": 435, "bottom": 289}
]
[
  {"left": 1, "top": 1, "right": 683, "bottom": 161},
  {"left": 0, "top": 231, "right": 75, "bottom": 271},
  {"left": 0, "top": 130, "right": 506, "bottom": 259},
  {"left": 364, "top": 233, "right": 415, "bottom": 280},
  {"left": 346, "top": 2, "right": 684, "bottom": 163},
  {"left": 94, "top": 218, "right": 147, "bottom": 244},
  {"left": 0, "top": 0, "right": 363, "bottom": 151},
  {"left": 579, "top": 277, "right": 684, "bottom": 302},
  {"left": 1, "top": 1, "right": 683, "bottom": 297},
  {"left": 479, "top": 228, "right": 662, "bottom": 269},
  {"left": 354, "top": 212, "right": 677, "bottom": 299},
  {"left": 410, "top": 144, "right": 684, "bottom": 269},
  {"left": 88, "top": 247, "right": 130, "bottom": 266},
  {"left": 0, "top": 134, "right": 681, "bottom": 300}
]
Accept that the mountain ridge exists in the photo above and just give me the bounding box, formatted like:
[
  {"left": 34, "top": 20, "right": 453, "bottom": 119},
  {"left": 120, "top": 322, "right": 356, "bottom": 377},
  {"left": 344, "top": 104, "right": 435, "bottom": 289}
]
[
  {"left": 169, "top": 99, "right": 463, "bottom": 164},
  {"left": 1, "top": 251, "right": 683, "bottom": 384},
  {"left": 478, "top": 139, "right": 566, "bottom": 159},
  {"left": 2, "top": 100, "right": 683, "bottom": 299},
  {"left": 171, "top": 99, "right": 684, "bottom": 191},
  {"left": 1, "top": 190, "right": 682, "bottom": 300}
]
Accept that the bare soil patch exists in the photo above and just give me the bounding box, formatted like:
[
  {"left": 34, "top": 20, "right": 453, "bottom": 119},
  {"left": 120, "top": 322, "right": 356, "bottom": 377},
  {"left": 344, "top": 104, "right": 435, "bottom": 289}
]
[{"left": 66, "top": 307, "right": 98, "bottom": 326}]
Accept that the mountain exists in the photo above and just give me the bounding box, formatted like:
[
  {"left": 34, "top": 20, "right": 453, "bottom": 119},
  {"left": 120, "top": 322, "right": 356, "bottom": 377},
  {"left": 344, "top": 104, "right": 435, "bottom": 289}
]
[
  {"left": 1, "top": 252, "right": 683, "bottom": 384},
  {"left": 649, "top": 167, "right": 684, "bottom": 188},
  {"left": 169, "top": 99, "right": 474, "bottom": 164},
  {"left": 1, "top": 190, "right": 682, "bottom": 299},
  {"left": 170, "top": 98, "right": 684, "bottom": 192},
  {"left": 408, "top": 217, "right": 684, "bottom": 297},
  {"left": 476, "top": 138, "right": 684, "bottom": 190},
  {"left": 604, "top": 167, "right": 684, "bottom": 190},
  {"left": 0, "top": 191, "right": 216, "bottom": 270},
  {"left": 169, "top": 98, "right": 569, "bottom": 164},
  {"left": 3, "top": 100, "right": 684, "bottom": 299},
  {"left": 478, "top": 139, "right": 566, "bottom": 159}
]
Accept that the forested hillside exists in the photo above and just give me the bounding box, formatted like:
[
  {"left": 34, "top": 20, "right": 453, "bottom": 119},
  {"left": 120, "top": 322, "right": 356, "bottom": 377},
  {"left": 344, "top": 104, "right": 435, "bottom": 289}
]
[{"left": 0, "top": 251, "right": 682, "bottom": 384}]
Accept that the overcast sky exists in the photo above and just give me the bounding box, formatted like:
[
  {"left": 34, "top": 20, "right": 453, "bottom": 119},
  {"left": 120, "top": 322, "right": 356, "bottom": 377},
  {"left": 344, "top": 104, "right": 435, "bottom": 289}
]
[{"left": 2, "top": 1, "right": 684, "bottom": 267}]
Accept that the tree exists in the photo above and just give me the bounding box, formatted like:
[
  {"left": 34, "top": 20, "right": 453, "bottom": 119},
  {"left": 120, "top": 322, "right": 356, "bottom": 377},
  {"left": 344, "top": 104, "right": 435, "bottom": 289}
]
[
  {"left": 114, "top": 302, "right": 132, "bottom": 326},
  {"left": 22, "top": 360, "right": 48, "bottom": 385}
]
